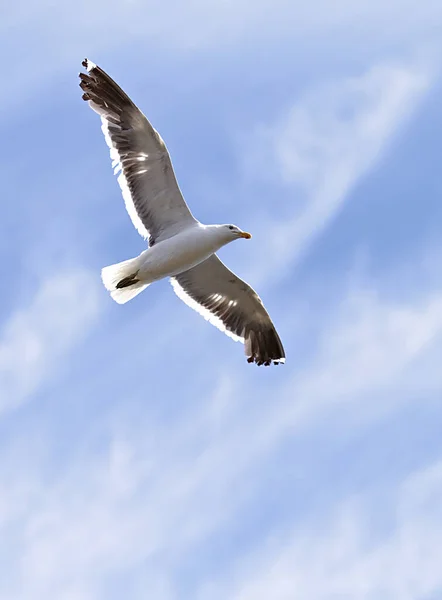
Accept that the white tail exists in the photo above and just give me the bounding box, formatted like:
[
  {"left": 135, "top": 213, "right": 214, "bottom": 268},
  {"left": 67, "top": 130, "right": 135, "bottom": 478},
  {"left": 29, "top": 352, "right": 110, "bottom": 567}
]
[{"left": 101, "top": 256, "right": 150, "bottom": 305}]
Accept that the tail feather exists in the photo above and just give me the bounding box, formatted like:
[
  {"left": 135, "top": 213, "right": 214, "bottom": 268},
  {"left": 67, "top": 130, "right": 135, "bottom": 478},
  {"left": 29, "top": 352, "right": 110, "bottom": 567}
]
[{"left": 101, "top": 256, "right": 149, "bottom": 304}]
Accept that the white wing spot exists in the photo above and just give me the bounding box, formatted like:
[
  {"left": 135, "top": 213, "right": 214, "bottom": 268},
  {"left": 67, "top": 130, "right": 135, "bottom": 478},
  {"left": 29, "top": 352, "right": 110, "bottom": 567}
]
[
  {"left": 171, "top": 279, "right": 244, "bottom": 343},
  {"left": 100, "top": 117, "right": 149, "bottom": 240}
]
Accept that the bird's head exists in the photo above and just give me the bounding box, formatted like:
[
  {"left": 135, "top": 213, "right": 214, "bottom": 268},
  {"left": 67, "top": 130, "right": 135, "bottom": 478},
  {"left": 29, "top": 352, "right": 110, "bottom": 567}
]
[{"left": 221, "top": 224, "right": 252, "bottom": 241}]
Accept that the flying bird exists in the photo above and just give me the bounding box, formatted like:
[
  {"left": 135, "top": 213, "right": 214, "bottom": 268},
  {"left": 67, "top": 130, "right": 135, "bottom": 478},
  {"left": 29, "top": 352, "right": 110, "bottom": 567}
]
[{"left": 79, "top": 59, "right": 285, "bottom": 366}]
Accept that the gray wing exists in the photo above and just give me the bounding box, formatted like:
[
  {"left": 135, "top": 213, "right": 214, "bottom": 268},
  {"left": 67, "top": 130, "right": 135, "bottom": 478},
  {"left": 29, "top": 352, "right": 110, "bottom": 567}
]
[
  {"left": 171, "top": 255, "right": 285, "bottom": 366},
  {"left": 79, "top": 59, "right": 197, "bottom": 246}
]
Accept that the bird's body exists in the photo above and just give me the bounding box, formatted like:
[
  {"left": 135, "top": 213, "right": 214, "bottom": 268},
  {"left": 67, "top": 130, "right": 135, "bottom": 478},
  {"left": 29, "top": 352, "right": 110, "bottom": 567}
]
[
  {"left": 140, "top": 224, "right": 243, "bottom": 279},
  {"left": 79, "top": 59, "right": 286, "bottom": 365},
  {"left": 102, "top": 224, "right": 245, "bottom": 302}
]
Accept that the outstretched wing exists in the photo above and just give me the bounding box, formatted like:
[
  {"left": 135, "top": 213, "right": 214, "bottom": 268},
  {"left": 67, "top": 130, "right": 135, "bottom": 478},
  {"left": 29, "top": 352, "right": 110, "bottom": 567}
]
[
  {"left": 79, "top": 59, "right": 197, "bottom": 246},
  {"left": 171, "top": 255, "right": 285, "bottom": 366}
]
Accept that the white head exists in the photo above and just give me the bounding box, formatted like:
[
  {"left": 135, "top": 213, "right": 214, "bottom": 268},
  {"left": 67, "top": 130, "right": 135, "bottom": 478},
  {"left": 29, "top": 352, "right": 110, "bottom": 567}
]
[{"left": 216, "top": 223, "right": 252, "bottom": 243}]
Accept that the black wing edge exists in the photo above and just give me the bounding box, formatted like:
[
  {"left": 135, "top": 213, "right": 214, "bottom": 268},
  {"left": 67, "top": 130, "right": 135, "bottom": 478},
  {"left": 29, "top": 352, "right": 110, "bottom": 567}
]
[{"left": 244, "top": 323, "right": 286, "bottom": 366}]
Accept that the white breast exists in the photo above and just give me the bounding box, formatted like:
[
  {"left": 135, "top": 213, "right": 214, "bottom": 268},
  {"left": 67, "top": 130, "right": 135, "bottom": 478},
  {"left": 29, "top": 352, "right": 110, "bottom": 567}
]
[{"left": 138, "top": 225, "right": 223, "bottom": 281}]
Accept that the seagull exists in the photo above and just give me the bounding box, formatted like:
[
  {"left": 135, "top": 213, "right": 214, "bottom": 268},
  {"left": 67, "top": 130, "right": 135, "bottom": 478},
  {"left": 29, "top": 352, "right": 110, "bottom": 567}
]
[{"left": 79, "top": 59, "right": 285, "bottom": 366}]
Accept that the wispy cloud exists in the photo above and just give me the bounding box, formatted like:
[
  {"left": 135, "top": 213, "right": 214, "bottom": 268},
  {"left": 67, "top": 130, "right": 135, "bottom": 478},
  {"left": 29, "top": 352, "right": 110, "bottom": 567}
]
[
  {"left": 2, "top": 0, "right": 441, "bottom": 59},
  {"left": 1, "top": 2, "right": 441, "bottom": 598},
  {"left": 0, "top": 270, "right": 100, "bottom": 415},
  {"left": 205, "top": 459, "right": 442, "bottom": 600},
  {"left": 240, "top": 59, "right": 435, "bottom": 284},
  {"left": 2, "top": 0, "right": 441, "bottom": 118},
  {"left": 1, "top": 253, "right": 441, "bottom": 598}
]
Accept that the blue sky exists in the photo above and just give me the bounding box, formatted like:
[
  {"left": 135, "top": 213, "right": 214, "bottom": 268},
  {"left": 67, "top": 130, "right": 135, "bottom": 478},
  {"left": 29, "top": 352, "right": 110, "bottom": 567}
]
[{"left": 1, "top": 1, "right": 442, "bottom": 598}]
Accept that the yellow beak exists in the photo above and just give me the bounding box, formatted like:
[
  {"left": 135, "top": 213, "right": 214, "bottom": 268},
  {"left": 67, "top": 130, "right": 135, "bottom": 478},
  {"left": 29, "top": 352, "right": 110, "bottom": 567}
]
[{"left": 240, "top": 231, "right": 252, "bottom": 239}]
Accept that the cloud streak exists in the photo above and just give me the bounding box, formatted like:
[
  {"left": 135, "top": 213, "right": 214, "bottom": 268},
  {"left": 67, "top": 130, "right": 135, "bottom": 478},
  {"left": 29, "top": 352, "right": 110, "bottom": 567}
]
[
  {"left": 240, "top": 59, "right": 435, "bottom": 284},
  {"left": 0, "top": 270, "right": 100, "bottom": 415},
  {"left": 207, "top": 459, "right": 442, "bottom": 600},
  {"left": 1, "top": 3, "right": 441, "bottom": 599},
  {"left": 1, "top": 254, "right": 441, "bottom": 599}
]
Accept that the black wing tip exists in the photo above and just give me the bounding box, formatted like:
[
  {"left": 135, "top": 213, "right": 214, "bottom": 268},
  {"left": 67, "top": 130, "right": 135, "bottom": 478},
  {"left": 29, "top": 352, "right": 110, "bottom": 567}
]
[
  {"left": 79, "top": 59, "right": 94, "bottom": 95},
  {"left": 79, "top": 59, "right": 96, "bottom": 85},
  {"left": 78, "top": 59, "right": 103, "bottom": 103},
  {"left": 245, "top": 327, "right": 285, "bottom": 366},
  {"left": 247, "top": 356, "right": 286, "bottom": 366},
  {"left": 81, "top": 58, "right": 96, "bottom": 72},
  {"left": 78, "top": 59, "right": 133, "bottom": 110}
]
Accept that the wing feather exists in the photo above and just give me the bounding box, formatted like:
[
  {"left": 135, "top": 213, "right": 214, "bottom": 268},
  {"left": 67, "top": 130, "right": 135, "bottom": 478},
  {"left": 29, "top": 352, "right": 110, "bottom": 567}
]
[
  {"left": 171, "top": 255, "right": 285, "bottom": 366},
  {"left": 79, "top": 59, "right": 197, "bottom": 245}
]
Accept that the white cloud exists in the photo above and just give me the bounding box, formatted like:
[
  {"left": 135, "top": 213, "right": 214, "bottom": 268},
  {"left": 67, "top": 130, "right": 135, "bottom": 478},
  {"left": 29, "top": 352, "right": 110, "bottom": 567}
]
[
  {"left": 1, "top": 0, "right": 440, "bottom": 118},
  {"left": 0, "top": 2, "right": 440, "bottom": 598},
  {"left": 1, "top": 13, "right": 441, "bottom": 600},
  {"left": 0, "top": 259, "right": 441, "bottom": 599},
  {"left": 292, "top": 285, "right": 442, "bottom": 410},
  {"left": 241, "top": 60, "right": 435, "bottom": 284},
  {"left": 0, "top": 270, "right": 100, "bottom": 414},
  {"left": 2, "top": 0, "right": 441, "bottom": 55},
  {"left": 205, "top": 460, "right": 442, "bottom": 600},
  {"left": 222, "top": 277, "right": 442, "bottom": 456}
]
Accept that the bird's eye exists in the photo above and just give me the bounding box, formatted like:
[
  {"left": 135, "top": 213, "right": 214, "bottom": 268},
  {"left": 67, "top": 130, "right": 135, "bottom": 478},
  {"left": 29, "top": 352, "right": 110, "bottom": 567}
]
[{"left": 228, "top": 225, "right": 234, "bottom": 230}]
